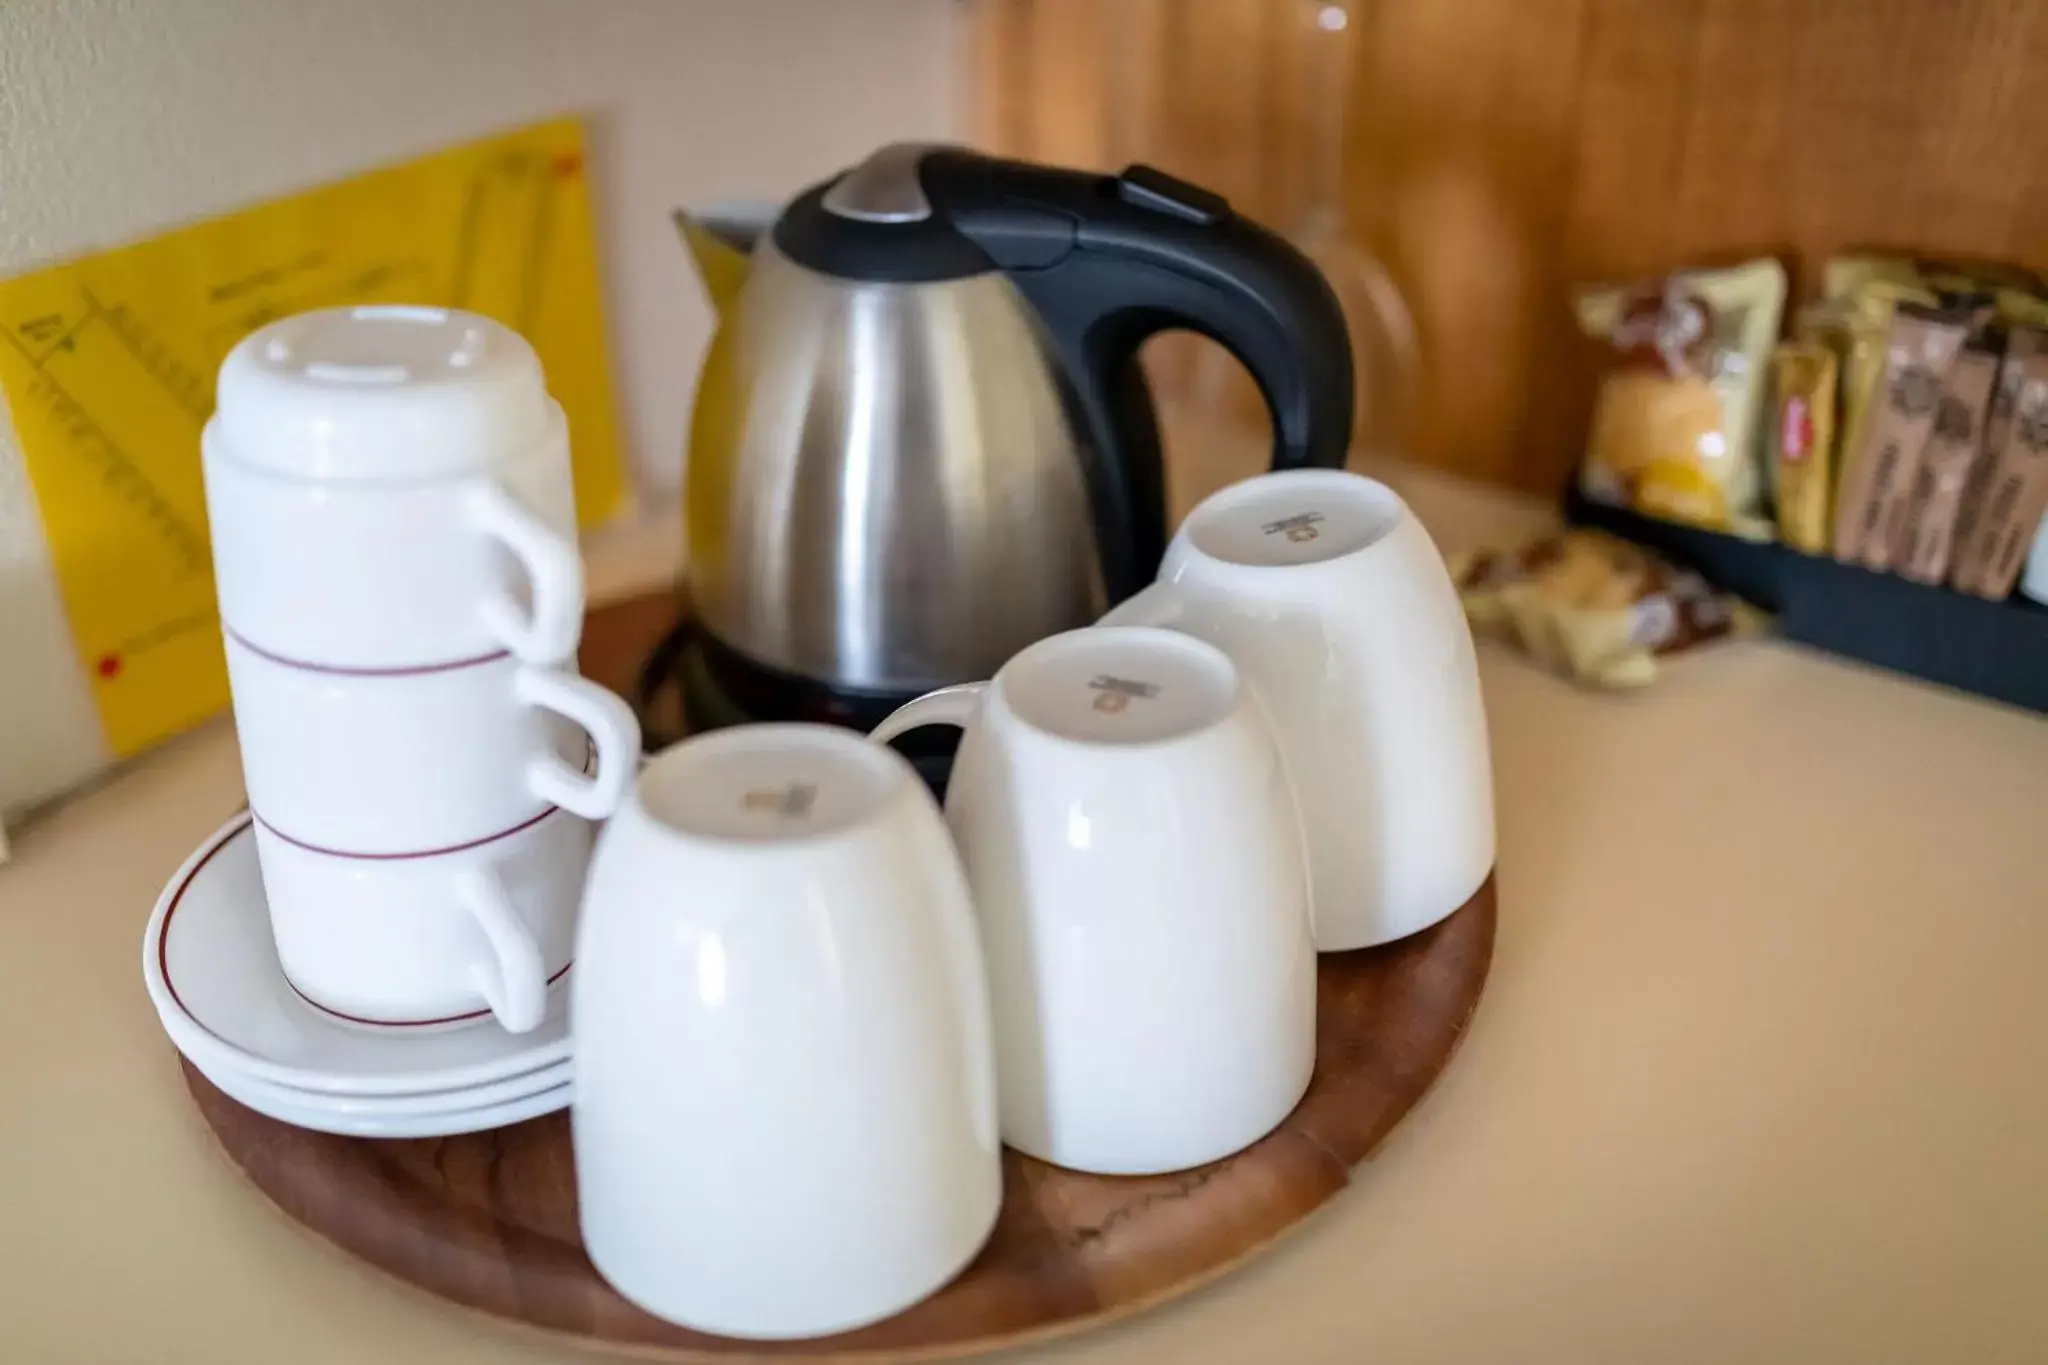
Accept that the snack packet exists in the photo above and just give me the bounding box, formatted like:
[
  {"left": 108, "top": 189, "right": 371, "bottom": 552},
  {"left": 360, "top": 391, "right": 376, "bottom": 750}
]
[
  {"left": 1768, "top": 341, "right": 1838, "bottom": 554},
  {"left": 1951, "top": 328, "right": 2041, "bottom": 589},
  {"left": 1823, "top": 256, "right": 2037, "bottom": 472},
  {"left": 1452, "top": 529, "right": 1764, "bottom": 689},
  {"left": 1915, "top": 256, "right": 2048, "bottom": 328},
  {"left": 1823, "top": 254, "right": 1929, "bottom": 301},
  {"left": 1822, "top": 262, "right": 1938, "bottom": 507},
  {"left": 1992, "top": 289, "right": 2048, "bottom": 330},
  {"left": 1897, "top": 332, "right": 2000, "bottom": 583},
  {"left": 1832, "top": 303, "right": 1970, "bottom": 567},
  {"left": 1951, "top": 327, "right": 2048, "bottom": 597},
  {"left": 1576, "top": 259, "right": 1786, "bottom": 535}
]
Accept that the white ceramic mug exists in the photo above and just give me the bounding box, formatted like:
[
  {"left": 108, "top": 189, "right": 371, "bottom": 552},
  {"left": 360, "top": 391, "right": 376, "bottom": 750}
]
[
  {"left": 870, "top": 626, "right": 1316, "bottom": 1177},
  {"left": 204, "top": 304, "right": 584, "bottom": 668},
  {"left": 256, "top": 805, "right": 592, "bottom": 1033},
  {"left": 225, "top": 636, "right": 638, "bottom": 855},
  {"left": 1104, "top": 469, "right": 1494, "bottom": 951},
  {"left": 574, "top": 724, "right": 1000, "bottom": 1339}
]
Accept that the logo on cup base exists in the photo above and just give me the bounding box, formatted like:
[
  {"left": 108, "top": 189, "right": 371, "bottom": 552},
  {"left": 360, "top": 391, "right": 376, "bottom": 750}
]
[
  {"left": 1262, "top": 511, "right": 1325, "bottom": 543},
  {"left": 741, "top": 783, "right": 818, "bottom": 819},
  {"left": 1088, "top": 675, "right": 1159, "bottom": 714}
]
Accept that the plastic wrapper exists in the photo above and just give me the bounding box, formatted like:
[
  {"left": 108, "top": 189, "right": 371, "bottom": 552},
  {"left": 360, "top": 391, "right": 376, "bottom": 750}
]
[
  {"left": 1897, "top": 333, "right": 2000, "bottom": 584},
  {"left": 1832, "top": 303, "right": 1979, "bottom": 567},
  {"left": 1768, "top": 340, "right": 1838, "bottom": 554},
  {"left": 1452, "top": 530, "right": 1765, "bottom": 690},
  {"left": 1823, "top": 256, "right": 2046, "bottom": 502},
  {"left": 1575, "top": 260, "right": 1785, "bottom": 536},
  {"left": 1952, "top": 327, "right": 2048, "bottom": 598},
  {"left": 1829, "top": 285, "right": 1940, "bottom": 546}
]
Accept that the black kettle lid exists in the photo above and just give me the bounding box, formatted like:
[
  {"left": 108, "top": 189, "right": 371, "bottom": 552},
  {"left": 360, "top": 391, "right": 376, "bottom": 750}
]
[{"left": 772, "top": 144, "right": 997, "bottom": 283}]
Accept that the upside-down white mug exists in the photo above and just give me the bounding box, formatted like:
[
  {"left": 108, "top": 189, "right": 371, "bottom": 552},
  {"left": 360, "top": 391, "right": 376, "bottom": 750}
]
[
  {"left": 204, "top": 305, "right": 585, "bottom": 668},
  {"left": 871, "top": 626, "right": 1316, "bottom": 1176},
  {"left": 255, "top": 805, "right": 591, "bottom": 1033},
  {"left": 225, "top": 636, "right": 639, "bottom": 856},
  {"left": 1103, "top": 469, "right": 1494, "bottom": 950},
  {"left": 574, "top": 724, "right": 1000, "bottom": 1338}
]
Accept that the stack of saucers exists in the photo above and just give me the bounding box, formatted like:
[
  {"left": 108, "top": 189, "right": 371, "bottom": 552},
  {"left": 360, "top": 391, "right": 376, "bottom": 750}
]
[{"left": 143, "top": 815, "right": 573, "bottom": 1137}]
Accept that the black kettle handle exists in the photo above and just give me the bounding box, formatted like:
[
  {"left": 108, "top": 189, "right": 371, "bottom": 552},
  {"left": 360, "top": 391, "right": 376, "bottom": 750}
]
[{"left": 927, "top": 154, "right": 1355, "bottom": 600}]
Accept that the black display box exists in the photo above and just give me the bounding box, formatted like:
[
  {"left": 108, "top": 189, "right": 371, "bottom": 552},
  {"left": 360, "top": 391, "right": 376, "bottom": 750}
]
[{"left": 1563, "top": 486, "right": 2048, "bottom": 715}]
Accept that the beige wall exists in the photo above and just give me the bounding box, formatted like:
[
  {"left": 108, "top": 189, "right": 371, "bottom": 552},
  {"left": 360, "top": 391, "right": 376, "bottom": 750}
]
[{"left": 0, "top": 0, "right": 962, "bottom": 817}]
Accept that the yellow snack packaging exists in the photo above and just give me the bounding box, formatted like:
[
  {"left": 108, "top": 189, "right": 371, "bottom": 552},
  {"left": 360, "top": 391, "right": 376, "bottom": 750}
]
[
  {"left": 1452, "top": 530, "right": 1766, "bottom": 690},
  {"left": 1768, "top": 341, "right": 1839, "bottom": 554},
  {"left": 1575, "top": 260, "right": 1786, "bottom": 536}
]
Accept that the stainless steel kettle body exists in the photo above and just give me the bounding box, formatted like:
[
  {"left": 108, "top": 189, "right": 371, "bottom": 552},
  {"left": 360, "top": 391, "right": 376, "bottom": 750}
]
[
  {"left": 693, "top": 241, "right": 1104, "bottom": 695},
  {"left": 684, "top": 144, "right": 1354, "bottom": 717}
]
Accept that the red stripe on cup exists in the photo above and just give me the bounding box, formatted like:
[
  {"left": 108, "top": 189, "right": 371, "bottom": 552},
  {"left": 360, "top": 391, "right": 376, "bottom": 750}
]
[
  {"left": 281, "top": 961, "right": 575, "bottom": 1030},
  {"left": 222, "top": 623, "right": 512, "bottom": 677},
  {"left": 156, "top": 813, "right": 576, "bottom": 1031},
  {"left": 249, "top": 803, "right": 563, "bottom": 861}
]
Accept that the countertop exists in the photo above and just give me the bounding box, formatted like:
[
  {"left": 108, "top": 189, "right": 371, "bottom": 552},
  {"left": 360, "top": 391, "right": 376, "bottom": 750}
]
[{"left": 3, "top": 438, "right": 2045, "bottom": 1364}]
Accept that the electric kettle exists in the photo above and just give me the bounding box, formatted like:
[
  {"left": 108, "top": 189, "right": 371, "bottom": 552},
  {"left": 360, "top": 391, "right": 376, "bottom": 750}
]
[{"left": 678, "top": 144, "right": 1354, "bottom": 740}]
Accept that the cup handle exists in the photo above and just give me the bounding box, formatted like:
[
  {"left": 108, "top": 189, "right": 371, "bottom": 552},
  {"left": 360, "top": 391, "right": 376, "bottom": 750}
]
[
  {"left": 868, "top": 682, "right": 988, "bottom": 746},
  {"left": 467, "top": 480, "right": 585, "bottom": 662},
  {"left": 517, "top": 666, "right": 643, "bottom": 819},
  {"left": 453, "top": 864, "right": 547, "bottom": 1033}
]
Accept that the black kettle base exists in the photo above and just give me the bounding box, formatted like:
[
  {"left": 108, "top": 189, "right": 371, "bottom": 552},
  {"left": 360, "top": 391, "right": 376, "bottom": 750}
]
[{"left": 633, "top": 619, "right": 960, "bottom": 798}]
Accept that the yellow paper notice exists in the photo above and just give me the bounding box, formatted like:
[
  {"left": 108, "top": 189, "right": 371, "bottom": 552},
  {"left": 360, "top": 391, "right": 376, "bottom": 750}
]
[{"left": 0, "top": 117, "right": 626, "bottom": 759}]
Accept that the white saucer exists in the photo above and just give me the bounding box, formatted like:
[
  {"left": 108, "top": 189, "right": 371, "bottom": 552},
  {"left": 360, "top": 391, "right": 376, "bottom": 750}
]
[
  {"left": 218, "top": 1053, "right": 572, "bottom": 1117},
  {"left": 144, "top": 814, "right": 573, "bottom": 1096},
  {"left": 195, "top": 1055, "right": 571, "bottom": 1138}
]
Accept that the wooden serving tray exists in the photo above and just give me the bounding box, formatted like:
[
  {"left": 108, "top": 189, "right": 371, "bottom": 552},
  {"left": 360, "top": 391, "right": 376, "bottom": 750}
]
[{"left": 183, "top": 591, "right": 1497, "bottom": 1361}]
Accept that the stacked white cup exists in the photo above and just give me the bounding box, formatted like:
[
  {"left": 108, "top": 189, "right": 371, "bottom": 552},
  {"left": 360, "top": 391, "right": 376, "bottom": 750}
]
[{"left": 204, "top": 305, "right": 640, "bottom": 1035}]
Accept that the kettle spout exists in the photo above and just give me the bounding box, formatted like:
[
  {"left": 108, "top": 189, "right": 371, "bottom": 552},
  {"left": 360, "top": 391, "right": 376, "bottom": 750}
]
[{"left": 673, "top": 203, "right": 777, "bottom": 317}]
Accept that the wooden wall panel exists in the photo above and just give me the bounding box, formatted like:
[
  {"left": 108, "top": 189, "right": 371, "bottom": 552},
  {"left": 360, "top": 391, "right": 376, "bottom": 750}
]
[
  {"left": 969, "top": 0, "right": 2048, "bottom": 494},
  {"left": 1353, "top": 0, "right": 1592, "bottom": 489}
]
